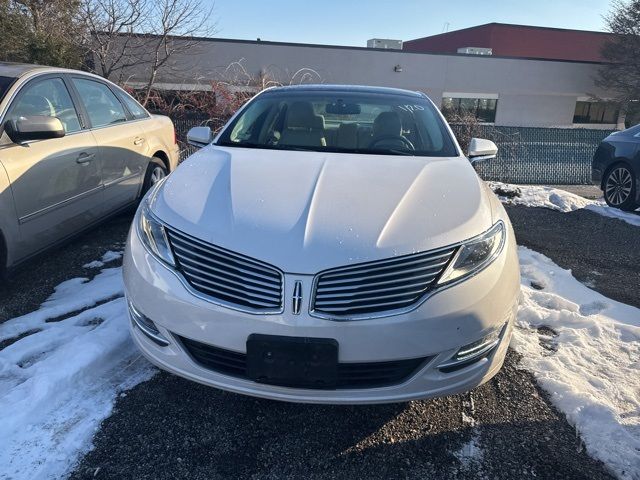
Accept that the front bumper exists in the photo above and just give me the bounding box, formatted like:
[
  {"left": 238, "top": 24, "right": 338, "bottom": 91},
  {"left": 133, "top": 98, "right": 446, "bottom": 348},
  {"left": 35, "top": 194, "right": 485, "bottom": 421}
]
[{"left": 124, "top": 225, "right": 520, "bottom": 404}]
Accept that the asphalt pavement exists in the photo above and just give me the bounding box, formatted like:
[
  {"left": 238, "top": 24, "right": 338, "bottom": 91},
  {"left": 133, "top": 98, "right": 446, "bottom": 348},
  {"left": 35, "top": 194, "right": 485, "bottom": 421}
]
[{"left": 3, "top": 203, "right": 637, "bottom": 479}]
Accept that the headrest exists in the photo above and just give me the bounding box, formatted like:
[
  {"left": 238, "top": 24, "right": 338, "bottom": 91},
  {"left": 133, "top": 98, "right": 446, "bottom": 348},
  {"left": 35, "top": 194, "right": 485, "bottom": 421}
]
[
  {"left": 286, "top": 101, "right": 325, "bottom": 130},
  {"left": 373, "top": 111, "right": 402, "bottom": 137}
]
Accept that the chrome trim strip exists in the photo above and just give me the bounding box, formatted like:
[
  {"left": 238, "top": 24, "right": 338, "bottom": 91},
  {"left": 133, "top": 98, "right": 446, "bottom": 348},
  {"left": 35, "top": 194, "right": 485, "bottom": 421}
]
[
  {"left": 103, "top": 171, "right": 142, "bottom": 188},
  {"left": 128, "top": 301, "right": 170, "bottom": 347},
  {"left": 18, "top": 185, "right": 103, "bottom": 224}
]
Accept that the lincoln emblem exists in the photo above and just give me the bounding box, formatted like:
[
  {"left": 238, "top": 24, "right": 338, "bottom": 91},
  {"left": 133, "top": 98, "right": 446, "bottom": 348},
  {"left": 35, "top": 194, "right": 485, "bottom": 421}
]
[{"left": 292, "top": 281, "right": 303, "bottom": 315}]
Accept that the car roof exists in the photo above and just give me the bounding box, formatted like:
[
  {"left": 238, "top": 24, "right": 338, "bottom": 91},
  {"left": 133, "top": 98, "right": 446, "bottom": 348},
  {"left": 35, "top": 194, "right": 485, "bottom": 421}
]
[
  {"left": 262, "top": 84, "right": 426, "bottom": 98},
  {"left": 0, "top": 62, "right": 49, "bottom": 78},
  {"left": 0, "top": 62, "right": 101, "bottom": 80}
]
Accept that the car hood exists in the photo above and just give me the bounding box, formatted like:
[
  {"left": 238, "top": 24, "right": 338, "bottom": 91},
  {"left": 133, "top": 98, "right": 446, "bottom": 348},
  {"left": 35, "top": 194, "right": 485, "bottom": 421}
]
[{"left": 151, "top": 146, "right": 494, "bottom": 274}]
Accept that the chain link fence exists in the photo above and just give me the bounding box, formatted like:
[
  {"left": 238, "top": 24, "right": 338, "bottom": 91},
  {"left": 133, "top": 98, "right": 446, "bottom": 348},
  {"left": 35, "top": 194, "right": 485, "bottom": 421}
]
[
  {"left": 170, "top": 114, "right": 613, "bottom": 185},
  {"left": 449, "top": 124, "right": 614, "bottom": 185}
]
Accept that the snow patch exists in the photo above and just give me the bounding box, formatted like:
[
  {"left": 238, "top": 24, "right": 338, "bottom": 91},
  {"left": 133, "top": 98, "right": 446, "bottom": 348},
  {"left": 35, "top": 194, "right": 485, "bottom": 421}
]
[
  {"left": 0, "top": 265, "right": 155, "bottom": 480},
  {"left": 82, "top": 250, "right": 124, "bottom": 269},
  {"left": 489, "top": 182, "right": 640, "bottom": 227},
  {"left": 515, "top": 247, "right": 640, "bottom": 479}
]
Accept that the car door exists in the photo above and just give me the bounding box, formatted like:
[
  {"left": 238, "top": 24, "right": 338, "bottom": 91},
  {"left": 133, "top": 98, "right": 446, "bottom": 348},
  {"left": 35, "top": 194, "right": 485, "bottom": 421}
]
[
  {"left": 70, "top": 76, "right": 148, "bottom": 211},
  {"left": 0, "top": 75, "right": 102, "bottom": 260}
]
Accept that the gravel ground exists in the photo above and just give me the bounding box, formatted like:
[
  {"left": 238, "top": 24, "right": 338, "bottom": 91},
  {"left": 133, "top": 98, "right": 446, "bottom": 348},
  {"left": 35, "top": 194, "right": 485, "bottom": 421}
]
[
  {"left": 505, "top": 205, "right": 640, "bottom": 309},
  {"left": 68, "top": 353, "right": 612, "bottom": 480},
  {"left": 3, "top": 202, "right": 636, "bottom": 479}
]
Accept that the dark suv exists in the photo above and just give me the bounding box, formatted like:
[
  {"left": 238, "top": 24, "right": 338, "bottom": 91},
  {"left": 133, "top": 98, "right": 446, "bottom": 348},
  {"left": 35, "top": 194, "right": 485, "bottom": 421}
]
[{"left": 592, "top": 124, "right": 640, "bottom": 211}]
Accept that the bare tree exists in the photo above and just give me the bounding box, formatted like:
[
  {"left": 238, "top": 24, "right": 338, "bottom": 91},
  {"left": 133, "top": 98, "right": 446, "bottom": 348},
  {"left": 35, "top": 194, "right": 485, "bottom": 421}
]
[
  {"left": 137, "top": 0, "right": 216, "bottom": 106},
  {"left": 78, "top": 0, "right": 146, "bottom": 81},
  {"left": 595, "top": 0, "right": 640, "bottom": 126}
]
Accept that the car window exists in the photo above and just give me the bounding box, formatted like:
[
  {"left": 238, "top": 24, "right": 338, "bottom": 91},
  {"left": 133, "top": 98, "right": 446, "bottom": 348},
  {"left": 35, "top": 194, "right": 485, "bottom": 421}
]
[
  {"left": 217, "top": 91, "right": 458, "bottom": 157},
  {"left": 119, "top": 92, "right": 149, "bottom": 120},
  {"left": 6, "top": 77, "right": 81, "bottom": 134},
  {"left": 0, "top": 76, "right": 16, "bottom": 103},
  {"left": 72, "top": 78, "right": 127, "bottom": 128}
]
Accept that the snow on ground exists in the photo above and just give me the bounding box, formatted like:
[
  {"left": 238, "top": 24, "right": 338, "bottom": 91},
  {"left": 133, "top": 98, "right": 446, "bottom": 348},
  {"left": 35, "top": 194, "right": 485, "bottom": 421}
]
[
  {"left": 514, "top": 247, "right": 640, "bottom": 480},
  {"left": 489, "top": 181, "right": 640, "bottom": 227},
  {"left": 82, "top": 250, "right": 124, "bottom": 269},
  {"left": 0, "top": 266, "right": 155, "bottom": 480}
]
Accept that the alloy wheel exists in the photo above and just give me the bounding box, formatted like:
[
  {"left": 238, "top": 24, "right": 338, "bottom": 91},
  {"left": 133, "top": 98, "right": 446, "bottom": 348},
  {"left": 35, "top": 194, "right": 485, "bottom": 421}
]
[
  {"left": 150, "top": 166, "right": 166, "bottom": 185},
  {"left": 605, "top": 166, "right": 633, "bottom": 206}
]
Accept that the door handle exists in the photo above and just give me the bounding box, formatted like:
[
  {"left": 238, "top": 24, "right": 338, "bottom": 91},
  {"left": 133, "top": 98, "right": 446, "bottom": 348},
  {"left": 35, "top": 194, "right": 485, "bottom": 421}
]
[
  {"left": 76, "top": 153, "right": 95, "bottom": 164},
  {"left": 133, "top": 137, "right": 145, "bottom": 146}
]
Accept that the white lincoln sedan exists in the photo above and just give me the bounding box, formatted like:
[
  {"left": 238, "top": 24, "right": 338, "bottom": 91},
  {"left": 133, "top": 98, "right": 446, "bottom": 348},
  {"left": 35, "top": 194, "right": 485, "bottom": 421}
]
[{"left": 124, "top": 85, "right": 520, "bottom": 404}]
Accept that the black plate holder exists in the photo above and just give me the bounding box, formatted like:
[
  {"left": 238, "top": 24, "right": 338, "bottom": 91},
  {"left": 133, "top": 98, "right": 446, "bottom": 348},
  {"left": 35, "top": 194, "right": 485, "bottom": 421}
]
[{"left": 246, "top": 334, "right": 338, "bottom": 389}]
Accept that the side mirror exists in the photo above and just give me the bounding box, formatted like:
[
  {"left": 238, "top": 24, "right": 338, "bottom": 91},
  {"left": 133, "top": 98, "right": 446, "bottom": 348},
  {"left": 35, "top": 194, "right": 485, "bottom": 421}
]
[
  {"left": 468, "top": 138, "right": 498, "bottom": 163},
  {"left": 5, "top": 115, "right": 65, "bottom": 143},
  {"left": 187, "top": 126, "right": 212, "bottom": 148}
]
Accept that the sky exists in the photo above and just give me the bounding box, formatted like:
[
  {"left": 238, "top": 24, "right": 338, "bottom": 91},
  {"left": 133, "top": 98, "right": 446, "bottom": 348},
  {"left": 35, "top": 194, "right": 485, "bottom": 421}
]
[{"left": 207, "top": 0, "right": 613, "bottom": 46}]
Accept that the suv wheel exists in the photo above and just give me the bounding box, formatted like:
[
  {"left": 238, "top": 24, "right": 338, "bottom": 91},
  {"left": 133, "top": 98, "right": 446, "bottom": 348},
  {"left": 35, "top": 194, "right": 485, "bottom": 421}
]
[{"left": 603, "top": 164, "right": 637, "bottom": 211}]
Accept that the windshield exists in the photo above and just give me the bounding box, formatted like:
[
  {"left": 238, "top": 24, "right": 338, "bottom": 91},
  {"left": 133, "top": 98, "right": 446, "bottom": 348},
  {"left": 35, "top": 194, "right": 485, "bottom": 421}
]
[
  {"left": 0, "top": 76, "right": 16, "bottom": 103},
  {"left": 216, "top": 90, "right": 459, "bottom": 157}
]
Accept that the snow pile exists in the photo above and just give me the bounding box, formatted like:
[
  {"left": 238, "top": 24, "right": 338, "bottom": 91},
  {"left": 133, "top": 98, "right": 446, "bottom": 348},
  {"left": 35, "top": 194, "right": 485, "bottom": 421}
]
[
  {"left": 489, "top": 181, "right": 640, "bottom": 227},
  {"left": 0, "top": 267, "right": 155, "bottom": 480},
  {"left": 82, "top": 250, "right": 124, "bottom": 269},
  {"left": 514, "top": 247, "right": 640, "bottom": 479}
]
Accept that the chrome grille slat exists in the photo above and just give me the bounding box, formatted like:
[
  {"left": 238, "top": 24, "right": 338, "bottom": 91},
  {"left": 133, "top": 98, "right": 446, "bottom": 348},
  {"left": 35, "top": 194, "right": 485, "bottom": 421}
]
[
  {"left": 189, "top": 281, "right": 280, "bottom": 308},
  {"left": 176, "top": 255, "right": 281, "bottom": 293},
  {"left": 167, "top": 229, "right": 283, "bottom": 312},
  {"left": 316, "top": 272, "right": 440, "bottom": 293},
  {"left": 314, "top": 279, "right": 433, "bottom": 299},
  {"left": 169, "top": 230, "right": 281, "bottom": 279},
  {"left": 314, "top": 288, "right": 427, "bottom": 306},
  {"left": 183, "top": 271, "right": 281, "bottom": 302},
  {"left": 317, "top": 260, "right": 450, "bottom": 286},
  {"left": 171, "top": 237, "right": 280, "bottom": 283},
  {"left": 320, "top": 249, "right": 455, "bottom": 279},
  {"left": 313, "top": 247, "right": 456, "bottom": 317}
]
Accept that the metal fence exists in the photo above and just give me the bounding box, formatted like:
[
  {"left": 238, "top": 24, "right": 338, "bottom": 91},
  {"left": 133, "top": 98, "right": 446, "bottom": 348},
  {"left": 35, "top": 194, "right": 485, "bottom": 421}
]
[
  {"left": 170, "top": 114, "right": 613, "bottom": 185},
  {"left": 449, "top": 124, "right": 613, "bottom": 185}
]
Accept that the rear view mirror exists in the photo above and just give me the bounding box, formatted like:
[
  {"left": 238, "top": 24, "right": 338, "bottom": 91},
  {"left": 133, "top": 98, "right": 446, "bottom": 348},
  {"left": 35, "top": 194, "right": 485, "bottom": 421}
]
[
  {"left": 468, "top": 138, "right": 498, "bottom": 163},
  {"left": 326, "top": 102, "right": 361, "bottom": 115},
  {"left": 5, "top": 115, "right": 65, "bottom": 143},
  {"left": 187, "top": 126, "right": 212, "bottom": 148}
]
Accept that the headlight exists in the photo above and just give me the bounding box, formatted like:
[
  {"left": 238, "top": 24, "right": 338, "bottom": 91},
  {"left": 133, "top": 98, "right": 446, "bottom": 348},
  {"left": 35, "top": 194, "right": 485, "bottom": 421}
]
[
  {"left": 437, "top": 221, "right": 505, "bottom": 285},
  {"left": 137, "top": 201, "right": 175, "bottom": 266}
]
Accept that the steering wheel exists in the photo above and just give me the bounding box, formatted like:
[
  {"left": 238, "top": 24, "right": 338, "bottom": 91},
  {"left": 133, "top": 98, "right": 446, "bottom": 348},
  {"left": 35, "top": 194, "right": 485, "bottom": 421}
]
[{"left": 369, "top": 135, "right": 415, "bottom": 151}]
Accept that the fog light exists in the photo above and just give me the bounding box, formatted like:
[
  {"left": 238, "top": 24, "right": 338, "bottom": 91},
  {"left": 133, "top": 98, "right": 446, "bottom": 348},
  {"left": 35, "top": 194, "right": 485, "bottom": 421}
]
[
  {"left": 438, "top": 325, "right": 505, "bottom": 373},
  {"left": 128, "top": 300, "right": 170, "bottom": 347}
]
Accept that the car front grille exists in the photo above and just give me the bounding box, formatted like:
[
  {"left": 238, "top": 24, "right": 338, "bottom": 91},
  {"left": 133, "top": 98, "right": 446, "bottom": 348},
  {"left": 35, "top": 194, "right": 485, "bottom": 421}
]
[
  {"left": 178, "top": 335, "right": 430, "bottom": 389},
  {"left": 311, "top": 247, "right": 457, "bottom": 317},
  {"left": 166, "top": 228, "right": 283, "bottom": 312}
]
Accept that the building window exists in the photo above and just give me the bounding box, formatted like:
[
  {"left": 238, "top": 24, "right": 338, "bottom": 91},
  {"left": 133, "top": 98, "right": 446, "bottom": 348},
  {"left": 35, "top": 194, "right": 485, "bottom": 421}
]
[
  {"left": 573, "top": 101, "right": 619, "bottom": 124},
  {"left": 442, "top": 96, "right": 498, "bottom": 123}
]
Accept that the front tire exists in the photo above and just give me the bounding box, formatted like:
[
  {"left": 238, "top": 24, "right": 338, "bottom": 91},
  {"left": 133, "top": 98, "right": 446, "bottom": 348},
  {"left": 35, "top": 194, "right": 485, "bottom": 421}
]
[
  {"left": 603, "top": 163, "right": 637, "bottom": 211},
  {"left": 141, "top": 157, "right": 168, "bottom": 198}
]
